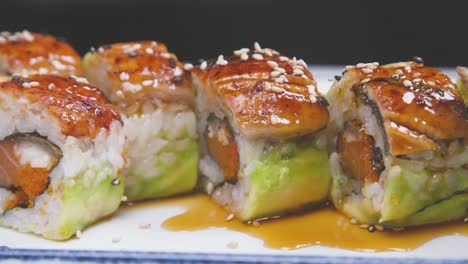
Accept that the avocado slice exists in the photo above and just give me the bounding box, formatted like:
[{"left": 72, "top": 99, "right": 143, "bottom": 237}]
[
  {"left": 456, "top": 78, "right": 468, "bottom": 104},
  {"left": 238, "top": 142, "right": 331, "bottom": 221},
  {"left": 124, "top": 138, "right": 198, "bottom": 201}
]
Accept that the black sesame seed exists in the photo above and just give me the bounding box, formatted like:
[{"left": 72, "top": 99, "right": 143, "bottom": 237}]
[
  {"left": 412, "top": 56, "right": 424, "bottom": 64},
  {"left": 111, "top": 178, "right": 121, "bottom": 186},
  {"left": 367, "top": 225, "right": 376, "bottom": 232},
  {"left": 128, "top": 52, "right": 138, "bottom": 58},
  {"left": 11, "top": 75, "right": 20, "bottom": 81},
  {"left": 316, "top": 96, "right": 329, "bottom": 106},
  {"left": 169, "top": 58, "right": 177, "bottom": 68},
  {"left": 172, "top": 76, "right": 183, "bottom": 83},
  {"left": 342, "top": 70, "right": 347, "bottom": 75},
  {"left": 334, "top": 75, "right": 342, "bottom": 81}
]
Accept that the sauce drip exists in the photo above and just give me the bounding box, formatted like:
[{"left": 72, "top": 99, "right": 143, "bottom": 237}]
[{"left": 125, "top": 194, "right": 468, "bottom": 252}]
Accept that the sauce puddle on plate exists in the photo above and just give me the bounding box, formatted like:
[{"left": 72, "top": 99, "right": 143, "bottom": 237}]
[{"left": 126, "top": 194, "right": 468, "bottom": 251}]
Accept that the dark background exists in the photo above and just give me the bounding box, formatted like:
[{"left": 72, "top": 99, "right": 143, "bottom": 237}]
[{"left": 2, "top": 0, "right": 467, "bottom": 66}]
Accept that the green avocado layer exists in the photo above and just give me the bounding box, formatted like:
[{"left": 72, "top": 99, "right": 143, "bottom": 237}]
[
  {"left": 237, "top": 142, "right": 330, "bottom": 221},
  {"left": 331, "top": 157, "right": 468, "bottom": 227},
  {"left": 124, "top": 138, "right": 198, "bottom": 201},
  {"left": 49, "top": 169, "right": 124, "bottom": 240},
  {"left": 456, "top": 78, "right": 468, "bottom": 104}
]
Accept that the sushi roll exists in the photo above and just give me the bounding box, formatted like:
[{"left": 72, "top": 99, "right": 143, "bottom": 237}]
[
  {"left": 82, "top": 42, "right": 198, "bottom": 201},
  {"left": 0, "top": 31, "right": 81, "bottom": 77},
  {"left": 328, "top": 61, "right": 468, "bottom": 228},
  {"left": 0, "top": 74, "right": 125, "bottom": 240},
  {"left": 455, "top": 66, "right": 468, "bottom": 103},
  {"left": 192, "top": 43, "right": 331, "bottom": 221}
]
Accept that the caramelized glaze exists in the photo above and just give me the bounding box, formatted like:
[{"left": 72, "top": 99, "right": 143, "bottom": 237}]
[
  {"left": 192, "top": 53, "right": 329, "bottom": 139},
  {"left": 122, "top": 194, "right": 468, "bottom": 251},
  {"left": 0, "top": 32, "right": 81, "bottom": 77},
  {"left": 0, "top": 75, "right": 120, "bottom": 138}
]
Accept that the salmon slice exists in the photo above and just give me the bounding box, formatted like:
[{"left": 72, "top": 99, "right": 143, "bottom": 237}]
[
  {"left": 205, "top": 117, "right": 240, "bottom": 183},
  {"left": 337, "top": 121, "right": 385, "bottom": 184},
  {"left": 0, "top": 135, "right": 60, "bottom": 210}
]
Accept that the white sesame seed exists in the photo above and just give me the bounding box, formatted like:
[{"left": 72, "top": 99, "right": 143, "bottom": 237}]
[
  {"left": 21, "top": 30, "right": 34, "bottom": 42},
  {"left": 122, "top": 82, "right": 142, "bottom": 93},
  {"left": 279, "top": 56, "right": 289, "bottom": 62},
  {"left": 292, "top": 65, "right": 303, "bottom": 70},
  {"left": 359, "top": 224, "right": 369, "bottom": 229},
  {"left": 116, "top": 90, "right": 125, "bottom": 98},
  {"left": 206, "top": 182, "right": 214, "bottom": 195},
  {"left": 270, "top": 115, "right": 278, "bottom": 124},
  {"left": 151, "top": 41, "right": 158, "bottom": 46},
  {"left": 262, "top": 49, "right": 273, "bottom": 57},
  {"left": 254, "top": 41, "right": 262, "bottom": 52},
  {"left": 361, "top": 78, "right": 371, "bottom": 84},
  {"left": 274, "top": 75, "right": 289, "bottom": 83},
  {"left": 264, "top": 82, "right": 271, "bottom": 91},
  {"left": 200, "top": 61, "right": 207, "bottom": 70},
  {"left": 98, "top": 47, "right": 104, "bottom": 53},
  {"left": 405, "top": 66, "right": 412, "bottom": 71},
  {"left": 22, "top": 82, "right": 31, "bottom": 88},
  {"left": 216, "top": 55, "right": 228, "bottom": 65},
  {"left": 119, "top": 72, "right": 129, "bottom": 81},
  {"left": 345, "top": 65, "right": 354, "bottom": 70},
  {"left": 29, "top": 81, "right": 39, "bottom": 87},
  {"left": 301, "top": 74, "right": 309, "bottom": 79},
  {"left": 145, "top": 48, "right": 154, "bottom": 54},
  {"left": 233, "top": 48, "right": 250, "bottom": 56},
  {"left": 413, "top": 78, "right": 422, "bottom": 83},
  {"left": 76, "top": 230, "right": 83, "bottom": 239},
  {"left": 402, "top": 91, "right": 415, "bottom": 104},
  {"left": 38, "top": 67, "right": 48, "bottom": 74},
  {"left": 142, "top": 80, "right": 154, "bottom": 86},
  {"left": 356, "top": 63, "right": 366, "bottom": 68},
  {"left": 72, "top": 76, "right": 89, "bottom": 84},
  {"left": 138, "top": 223, "right": 152, "bottom": 229},
  {"left": 161, "top": 53, "right": 171, "bottom": 59},
  {"left": 270, "top": 71, "right": 281, "bottom": 77},
  {"left": 226, "top": 213, "right": 235, "bottom": 221},
  {"left": 267, "top": 61, "right": 278, "bottom": 68},
  {"left": 274, "top": 67, "right": 286, "bottom": 73},
  {"left": 271, "top": 86, "right": 284, "bottom": 93},
  {"left": 361, "top": 68, "right": 374, "bottom": 74},
  {"left": 395, "top": 69, "right": 404, "bottom": 75},
  {"left": 403, "top": 80, "right": 413, "bottom": 87},
  {"left": 350, "top": 218, "right": 358, "bottom": 224},
  {"left": 121, "top": 195, "right": 128, "bottom": 201},
  {"left": 309, "top": 95, "right": 317, "bottom": 103},
  {"left": 0, "top": 36, "right": 6, "bottom": 44},
  {"left": 252, "top": 53, "right": 263, "bottom": 60},
  {"left": 427, "top": 81, "right": 436, "bottom": 86},
  {"left": 298, "top": 59, "right": 308, "bottom": 68},
  {"left": 240, "top": 53, "right": 249, "bottom": 61},
  {"left": 184, "top": 63, "right": 194, "bottom": 71},
  {"left": 293, "top": 69, "right": 304, "bottom": 76},
  {"left": 48, "top": 83, "right": 55, "bottom": 90},
  {"left": 413, "top": 72, "right": 421, "bottom": 78},
  {"left": 174, "top": 68, "right": 184, "bottom": 76}
]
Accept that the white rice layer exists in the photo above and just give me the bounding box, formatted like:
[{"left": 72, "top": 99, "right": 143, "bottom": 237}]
[{"left": 0, "top": 92, "right": 124, "bottom": 236}]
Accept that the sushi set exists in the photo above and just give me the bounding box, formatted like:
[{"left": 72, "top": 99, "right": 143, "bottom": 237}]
[{"left": 0, "top": 30, "right": 467, "bottom": 261}]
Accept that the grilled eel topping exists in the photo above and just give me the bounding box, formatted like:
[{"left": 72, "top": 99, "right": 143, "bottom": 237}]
[{"left": 0, "top": 134, "right": 62, "bottom": 210}]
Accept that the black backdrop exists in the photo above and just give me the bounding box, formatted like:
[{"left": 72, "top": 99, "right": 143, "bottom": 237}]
[{"left": 2, "top": 0, "right": 467, "bottom": 66}]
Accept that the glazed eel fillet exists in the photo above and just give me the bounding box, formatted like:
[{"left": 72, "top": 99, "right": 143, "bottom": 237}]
[
  {"left": 328, "top": 61, "right": 468, "bottom": 228},
  {"left": 192, "top": 43, "right": 331, "bottom": 221}
]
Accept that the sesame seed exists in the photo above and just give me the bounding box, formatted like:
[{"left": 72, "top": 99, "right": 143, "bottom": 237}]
[
  {"left": 111, "top": 178, "right": 121, "bottom": 185},
  {"left": 206, "top": 182, "right": 214, "bottom": 195},
  {"left": 233, "top": 48, "right": 250, "bottom": 56},
  {"left": 72, "top": 76, "right": 89, "bottom": 84},
  {"left": 345, "top": 65, "right": 354, "bottom": 70},
  {"left": 309, "top": 95, "right": 317, "bottom": 103},
  {"left": 361, "top": 78, "right": 370, "bottom": 84},
  {"left": 270, "top": 71, "right": 281, "bottom": 77},
  {"left": 254, "top": 41, "right": 262, "bottom": 52},
  {"left": 267, "top": 61, "right": 278, "bottom": 68},
  {"left": 412, "top": 56, "right": 424, "bottom": 64},
  {"left": 252, "top": 220, "right": 261, "bottom": 227},
  {"left": 427, "top": 81, "right": 436, "bottom": 86},
  {"left": 274, "top": 67, "right": 286, "bottom": 73},
  {"left": 270, "top": 115, "right": 278, "bottom": 124},
  {"left": 112, "top": 236, "right": 122, "bottom": 243},
  {"left": 298, "top": 59, "right": 308, "bottom": 68},
  {"left": 48, "top": 83, "right": 55, "bottom": 90},
  {"left": 293, "top": 69, "right": 304, "bottom": 75},
  {"left": 405, "top": 66, "right": 412, "bottom": 71},
  {"left": 138, "top": 223, "right": 152, "bottom": 229},
  {"left": 350, "top": 218, "right": 358, "bottom": 224},
  {"left": 174, "top": 68, "right": 184, "bottom": 76},
  {"left": 121, "top": 196, "right": 128, "bottom": 202},
  {"left": 252, "top": 53, "right": 263, "bottom": 60},
  {"left": 184, "top": 63, "right": 194, "bottom": 70},
  {"left": 413, "top": 78, "right": 422, "bottom": 83},
  {"left": 403, "top": 80, "right": 413, "bottom": 87},
  {"left": 367, "top": 225, "right": 376, "bottom": 232},
  {"left": 128, "top": 51, "right": 138, "bottom": 58},
  {"left": 161, "top": 53, "right": 171, "bottom": 59},
  {"left": 359, "top": 224, "right": 369, "bottom": 229},
  {"left": 76, "top": 230, "right": 83, "bottom": 239},
  {"left": 334, "top": 75, "right": 342, "bottom": 81},
  {"left": 116, "top": 90, "right": 125, "bottom": 98},
  {"left": 216, "top": 55, "right": 228, "bottom": 65},
  {"left": 375, "top": 225, "right": 385, "bottom": 232},
  {"left": 264, "top": 82, "right": 271, "bottom": 91},
  {"left": 395, "top": 69, "right": 404, "bottom": 75},
  {"left": 262, "top": 49, "right": 273, "bottom": 57},
  {"left": 274, "top": 75, "right": 289, "bottom": 83},
  {"left": 240, "top": 53, "right": 249, "bottom": 61},
  {"left": 413, "top": 72, "right": 422, "bottom": 78},
  {"left": 145, "top": 48, "right": 154, "bottom": 54},
  {"left": 119, "top": 72, "right": 130, "bottom": 81},
  {"left": 29, "top": 81, "right": 39, "bottom": 87},
  {"left": 402, "top": 91, "right": 415, "bottom": 104},
  {"left": 151, "top": 41, "right": 158, "bottom": 46},
  {"left": 0, "top": 37, "right": 6, "bottom": 44},
  {"left": 361, "top": 68, "right": 374, "bottom": 74},
  {"left": 464, "top": 217, "right": 468, "bottom": 224},
  {"left": 142, "top": 80, "right": 154, "bottom": 86},
  {"left": 279, "top": 56, "right": 289, "bottom": 62},
  {"left": 200, "top": 61, "right": 207, "bottom": 70},
  {"left": 226, "top": 213, "right": 235, "bottom": 221},
  {"left": 271, "top": 86, "right": 284, "bottom": 93},
  {"left": 356, "top": 63, "right": 366, "bottom": 68}
]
